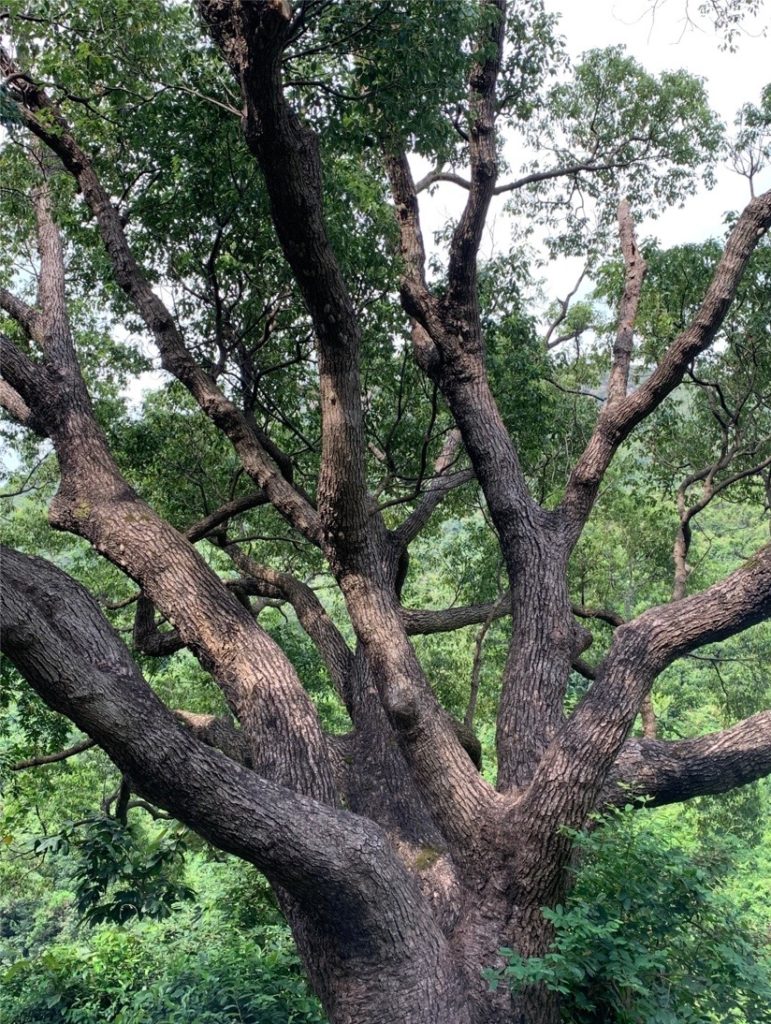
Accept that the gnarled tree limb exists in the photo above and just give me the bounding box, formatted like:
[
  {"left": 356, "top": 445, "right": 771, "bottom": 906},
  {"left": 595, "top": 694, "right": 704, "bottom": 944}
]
[{"left": 601, "top": 711, "right": 771, "bottom": 808}]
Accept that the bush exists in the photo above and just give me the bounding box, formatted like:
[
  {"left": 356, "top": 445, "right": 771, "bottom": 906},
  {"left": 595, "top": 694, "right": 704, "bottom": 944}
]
[{"left": 486, "top": 801, "right": 771, "bottom": 1023}]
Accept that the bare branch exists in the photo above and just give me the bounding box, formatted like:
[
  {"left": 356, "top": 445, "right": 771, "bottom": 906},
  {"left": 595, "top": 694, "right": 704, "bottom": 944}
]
[
  {"left": 673, "top": 450, "right": 771, "bottom": 600},
  {"left": 414, "top": 169, "right": 472, "bottom": 194},
  {"left": 393, "top": 431, "right": 475, "bottom": 546},
  {"left": 133, "top": 594, "right": 185, "bottom": 657},
  {"left": 543, "top": 268, "right": 587, "bottom": 349},
  {"left": 571, "top": 657, "right": 597, "bottom": 682},
  {"left": 185, "top": 490, "right": 269, "bottom": 543},
  {"left": 492, "top": 156, "right": 645, "bottom": 195},
  {"left": 465, "top": 599, "right": 501, "bottom": 728},
  {"left": 606, "top": 199, "right": 646, "bottom": 404},
  {"left": 415, "top": 156, "right": 649, "bottom": 199},
  {"left": 10, "top": 737, "right": 96, "bottom": 770}
]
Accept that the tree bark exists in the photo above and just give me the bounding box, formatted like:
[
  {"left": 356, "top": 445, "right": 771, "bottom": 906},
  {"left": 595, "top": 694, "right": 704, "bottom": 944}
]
[{"left": 2, "top": 4, "right": 771, "bottom": 1023}]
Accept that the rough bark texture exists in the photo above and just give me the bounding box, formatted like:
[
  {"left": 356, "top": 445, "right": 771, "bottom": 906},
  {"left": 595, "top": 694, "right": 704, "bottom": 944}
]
[{"left": 1, "top": 5, "right": 771, "bottom": 1023}]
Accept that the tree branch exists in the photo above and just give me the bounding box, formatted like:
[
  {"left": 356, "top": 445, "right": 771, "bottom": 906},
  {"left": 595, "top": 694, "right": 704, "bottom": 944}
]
[
  {"left": 543, "top": 267, "right": 587, "bottom": 349},
  {"left": 184, "top": 490, "right": 269, "bottom": 542},
  {"left": 526, "top": 543, "right": 771, "bottom": 834},
  {"left": 673, "top": 449, "right": 771, "bottom": 600},
  {"left": 216, "top": 539, "right": 354, "bottom": 705},
  {"left": 561, "top": 188, "right": 771, "bottom": 543},
  {"left": 197, "top": 4, "right": 370, "bottom": 558},
  {"left": 446, "top": 0, "right": 506, "bottom": 311},
  {"left": 0, "top": 332, "right": 43, "bottom": 405},
  {"left": 0, "top": 377, "right": 37, "bottom": 430},
  {"left": 415, "top": 157, "right": 652, "bottom": 198},
  {"left": 403, "top": 593, "right": 510, "bottom": 636},
  {"left": 0, "top": 544, "right": 443, "bottom": 962},
  {"left": 571, "top": 603, "right": 625, "bottom": 629},
  {"left": 601, "top": 711, "right": 771, "bottom": 808},
  {"left": 198, "top": 3, "right": 498, "bottom": 853},
  {"left": 0, "top": 286, "right": 42, "bottom": 342},
  {"left": 10, "top": 737, "right": 96, "bottom": 771},
  {"left": 30, "top": 150, "right": 78, "bottom": 371},
  {"left": 133, "top": 594, "right": 185, "bottom": 656},
  {"left": 393, "top": 431, "right": 475, "bottom": 547},
  {"left": 606, "top": 199, "right": 646, "bottom": 404},
  {"left": 0, "top": 43, "right": 321, "bottom": 548}
]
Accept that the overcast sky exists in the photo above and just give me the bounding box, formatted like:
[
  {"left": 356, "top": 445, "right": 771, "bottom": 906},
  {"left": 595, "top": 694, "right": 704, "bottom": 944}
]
[
  {"left": 418, "top": 0, "right": 770, "bottom": 302},
  {"left": 550, "top": 0, "right": 770, "bottom": 243}
]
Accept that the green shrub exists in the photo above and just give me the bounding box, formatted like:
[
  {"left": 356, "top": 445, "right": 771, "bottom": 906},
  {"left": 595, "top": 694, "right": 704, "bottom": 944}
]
[{"left": 486, "top": 802, "right": 771, "bottom": 1023}]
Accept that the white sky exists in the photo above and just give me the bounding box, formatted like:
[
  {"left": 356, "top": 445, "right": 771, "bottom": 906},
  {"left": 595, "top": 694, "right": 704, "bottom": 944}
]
[
  {"left": 417, "top": 0, "right": 771, "bottom": 303},
  {"left": 552, "top": 0, "right": 771, "bottom": 239}
]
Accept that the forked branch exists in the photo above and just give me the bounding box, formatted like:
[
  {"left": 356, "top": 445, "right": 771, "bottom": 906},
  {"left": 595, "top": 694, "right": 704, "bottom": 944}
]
[
  {"left": 0, "top": 545, "right": 434, "bottom": 945},
  {"left": 526, "top": 543, "right": 771, "bottom": 832},
  {"left": 561, "top": 188, "right": 771, "bottom": 543}
]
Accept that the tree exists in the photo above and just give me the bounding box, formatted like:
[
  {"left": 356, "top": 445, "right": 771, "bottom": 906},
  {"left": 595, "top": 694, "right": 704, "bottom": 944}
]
[{"left": 1, "top": 2, "right": 770, "bottom": 1021}]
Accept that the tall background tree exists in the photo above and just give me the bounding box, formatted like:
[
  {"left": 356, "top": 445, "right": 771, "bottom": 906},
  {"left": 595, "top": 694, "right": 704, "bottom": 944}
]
[{"left": 1, "top": 1, "right": 770, "bottom": 1021}]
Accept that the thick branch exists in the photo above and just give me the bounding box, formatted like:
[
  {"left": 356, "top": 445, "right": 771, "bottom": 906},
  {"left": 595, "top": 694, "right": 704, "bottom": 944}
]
[
  {"left": 601, "top": 711, "right": 771, "bottom": 808},
  {"left": 31, "top": 157, "right": 77, "bottom": 370},
  {"left": 197, "top": 4, "right": 370, "bottom": 558},
  {"left": 174, "top": 709, "right": 253, "bottom": 768},
  {"left": 0, "top": 44, "right": 321, "bottom": 547},
  {"left": 0, "top": 286, "right": 42, "bottom": 342},
  {"left": 526, "top": 543, "right": 771, "bottom": 834},
  {"left": 385, "top": 152, "right": 439, "bottom": 336},
  {"left": 0, "top": 544, "right": 441, "bottom": 961},
  {"left": 446, "top": 0, "right": 506, "bottom": 311},
  {"left": 8, "top": 327, "right": 336, "bottom": 801},
  {"left": 561, "top": 188, "right": 771, "bottom": 541},
  {"left": 0, "top": 378, "right": 36, "bottom": 430},
  {"left": 403, "top": 594, "right": 510, "bottom": 635},
  {"left": 199, "top": 3, "right": 497, "bottom": 853},
  {"left": 0, "top": 332, "right": 43, "bottom": 405},
  {"left": 217, "top": 540, "right": 354, "bottom": 704}
]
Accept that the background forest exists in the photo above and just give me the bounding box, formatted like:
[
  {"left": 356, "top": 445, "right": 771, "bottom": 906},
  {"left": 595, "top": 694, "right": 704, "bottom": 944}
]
[{"left": 1, "top": 0, "right": 771, "bottom": 1021}]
